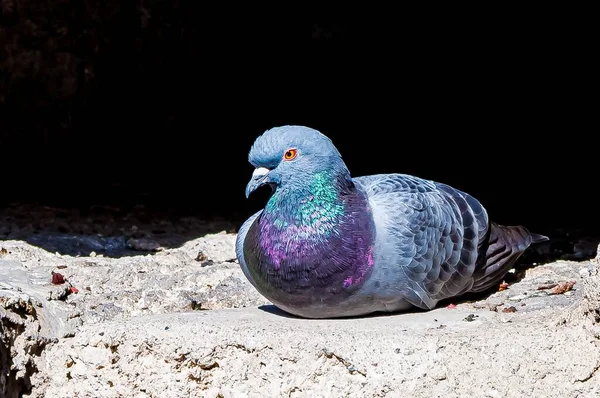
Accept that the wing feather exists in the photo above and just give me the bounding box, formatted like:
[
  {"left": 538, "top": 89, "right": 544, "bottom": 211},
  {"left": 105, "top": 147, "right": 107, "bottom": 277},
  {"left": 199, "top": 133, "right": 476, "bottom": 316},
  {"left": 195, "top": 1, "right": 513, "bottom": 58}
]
[{"left": 354, "top": 174, "right": 488, "bottom": 309}]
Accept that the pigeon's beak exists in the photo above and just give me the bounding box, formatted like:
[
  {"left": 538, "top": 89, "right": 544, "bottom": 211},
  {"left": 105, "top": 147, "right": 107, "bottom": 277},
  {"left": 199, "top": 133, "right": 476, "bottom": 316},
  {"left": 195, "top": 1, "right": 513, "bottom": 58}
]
[{"left": 245, "top": 167, "right": 271, "bottom": 198}]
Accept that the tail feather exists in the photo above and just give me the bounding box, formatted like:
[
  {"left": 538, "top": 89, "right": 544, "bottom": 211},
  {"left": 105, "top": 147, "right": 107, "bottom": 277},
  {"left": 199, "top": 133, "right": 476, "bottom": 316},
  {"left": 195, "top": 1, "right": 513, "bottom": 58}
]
[
  {"left": 530, "top": 232, "right": 550, "bottom": 244},
  {"left": 470, "top": 223, "right": 548, "bottom": 293}
]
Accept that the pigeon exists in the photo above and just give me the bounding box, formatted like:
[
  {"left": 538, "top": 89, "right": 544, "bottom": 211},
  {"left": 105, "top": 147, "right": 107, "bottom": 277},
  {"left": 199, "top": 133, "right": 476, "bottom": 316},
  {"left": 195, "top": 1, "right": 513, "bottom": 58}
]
[{"left": 236, "top": 125, "right": 548, "bottom": 319}]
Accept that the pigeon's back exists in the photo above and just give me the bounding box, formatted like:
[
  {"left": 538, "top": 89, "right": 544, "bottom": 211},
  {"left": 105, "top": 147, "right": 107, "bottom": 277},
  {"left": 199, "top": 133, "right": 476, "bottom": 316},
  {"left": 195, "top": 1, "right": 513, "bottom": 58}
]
[{"left": 353, "top": 173, "right": 547, "bottom": 310}]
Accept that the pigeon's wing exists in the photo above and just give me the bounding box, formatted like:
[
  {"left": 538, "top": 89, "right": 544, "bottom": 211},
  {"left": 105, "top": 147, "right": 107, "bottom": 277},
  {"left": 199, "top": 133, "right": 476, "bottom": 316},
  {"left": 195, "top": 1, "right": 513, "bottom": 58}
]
[
  {"left": 235, "top": 210, "right": 263, "bottom": 291},
  {"left": 353, "top": 174, "right": 489, "bottom": 309}
]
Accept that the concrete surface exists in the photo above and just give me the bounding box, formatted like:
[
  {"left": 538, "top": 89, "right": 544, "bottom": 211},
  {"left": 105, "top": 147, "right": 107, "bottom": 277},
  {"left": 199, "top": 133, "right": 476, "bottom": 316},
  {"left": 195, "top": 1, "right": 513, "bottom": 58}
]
[{"left": 2, "top": 228, "right": 600, "bottom": 397}]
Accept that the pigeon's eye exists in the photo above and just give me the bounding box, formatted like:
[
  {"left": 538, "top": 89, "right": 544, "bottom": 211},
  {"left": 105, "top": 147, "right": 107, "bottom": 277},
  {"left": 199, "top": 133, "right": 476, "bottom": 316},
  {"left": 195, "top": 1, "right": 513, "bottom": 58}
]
[{"left": 283, "top": 149, "right": 297, "bottom": 161}]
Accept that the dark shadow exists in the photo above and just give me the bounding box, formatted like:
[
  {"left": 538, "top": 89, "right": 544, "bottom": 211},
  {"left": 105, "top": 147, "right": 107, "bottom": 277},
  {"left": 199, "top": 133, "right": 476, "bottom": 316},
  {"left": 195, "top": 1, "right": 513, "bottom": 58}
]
[
  {"left": 258, "top": 304, "right": 302, "bottom": 319},
  {"left": 0, "top": 201, "right": 243, "bottom": 258},
  {"left": 259, "top": 303, "right": 432, "bottom": 321},
  {"left": 524, "top": 233, "right": 599, "bottom": 264}
]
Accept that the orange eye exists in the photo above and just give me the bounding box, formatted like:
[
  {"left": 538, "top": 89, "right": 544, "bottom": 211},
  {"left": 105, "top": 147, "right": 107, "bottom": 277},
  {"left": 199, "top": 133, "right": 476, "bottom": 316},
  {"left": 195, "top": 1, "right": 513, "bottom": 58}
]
[{"left": 283, "top": 149, "right": 297, "bottom": 161}]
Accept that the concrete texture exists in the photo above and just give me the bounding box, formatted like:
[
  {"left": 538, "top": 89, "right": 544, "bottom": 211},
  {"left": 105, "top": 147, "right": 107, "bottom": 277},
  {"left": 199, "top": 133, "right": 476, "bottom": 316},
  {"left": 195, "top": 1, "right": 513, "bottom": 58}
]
[{"left": 2, "top": 227, "right": 600, "bottom": 397}]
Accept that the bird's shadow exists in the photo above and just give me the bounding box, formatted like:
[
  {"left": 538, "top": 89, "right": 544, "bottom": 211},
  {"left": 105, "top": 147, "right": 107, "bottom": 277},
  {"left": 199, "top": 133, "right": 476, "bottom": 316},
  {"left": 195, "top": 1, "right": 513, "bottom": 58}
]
[{"left": 258, "top": 304, "right": 431, "bottom": 320}]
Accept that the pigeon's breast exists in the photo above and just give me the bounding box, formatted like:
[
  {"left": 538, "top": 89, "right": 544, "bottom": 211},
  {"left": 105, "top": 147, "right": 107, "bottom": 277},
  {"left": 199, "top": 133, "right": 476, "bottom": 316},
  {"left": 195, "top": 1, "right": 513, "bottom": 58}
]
[{"left": 243, "top": 198, "right": 376, "bottom": 308}]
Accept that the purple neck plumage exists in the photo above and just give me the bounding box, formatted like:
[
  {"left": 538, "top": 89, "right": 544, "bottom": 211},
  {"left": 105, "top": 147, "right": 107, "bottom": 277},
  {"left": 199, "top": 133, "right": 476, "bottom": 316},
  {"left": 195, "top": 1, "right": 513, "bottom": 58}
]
[{"left": 243, "top": 171, "right": 376, "bottom": 306}]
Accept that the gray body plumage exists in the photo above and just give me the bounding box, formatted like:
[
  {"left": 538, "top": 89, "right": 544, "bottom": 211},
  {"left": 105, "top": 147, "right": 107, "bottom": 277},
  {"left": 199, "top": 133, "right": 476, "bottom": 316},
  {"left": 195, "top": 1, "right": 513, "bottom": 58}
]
[{"left": 236, "top": 126, "right": 547, "bottom": 318}]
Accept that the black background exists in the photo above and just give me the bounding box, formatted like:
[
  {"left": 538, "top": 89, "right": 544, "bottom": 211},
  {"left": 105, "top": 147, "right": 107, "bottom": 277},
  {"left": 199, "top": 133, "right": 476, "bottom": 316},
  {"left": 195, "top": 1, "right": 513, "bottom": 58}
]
[{"left": 1, "top": 5, "right": 596, "bottom": 236}]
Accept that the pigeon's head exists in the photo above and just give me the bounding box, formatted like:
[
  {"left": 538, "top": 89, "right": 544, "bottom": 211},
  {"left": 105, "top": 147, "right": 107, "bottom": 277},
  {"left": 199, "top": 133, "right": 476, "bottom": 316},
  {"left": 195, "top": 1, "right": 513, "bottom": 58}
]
[{"left": 244, "top": 125, "right": 349, "bottom": 198}]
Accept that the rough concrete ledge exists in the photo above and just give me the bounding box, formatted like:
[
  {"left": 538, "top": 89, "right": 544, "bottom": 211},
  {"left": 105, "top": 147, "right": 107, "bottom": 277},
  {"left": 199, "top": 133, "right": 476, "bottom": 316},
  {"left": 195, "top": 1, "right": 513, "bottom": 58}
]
[
  {"left": 40, "top": 303, "right": 600, "bottom": 398},
  {"left": 2, "top": 235, "right": 600, "bottom": 397}
]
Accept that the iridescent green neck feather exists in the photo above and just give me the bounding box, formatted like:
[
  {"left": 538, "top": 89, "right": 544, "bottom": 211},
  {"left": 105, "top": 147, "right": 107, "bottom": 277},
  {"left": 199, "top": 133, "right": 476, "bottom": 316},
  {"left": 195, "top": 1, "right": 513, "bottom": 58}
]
[{"left": 264, "top": 171, "right": 346, "bottom": 233}]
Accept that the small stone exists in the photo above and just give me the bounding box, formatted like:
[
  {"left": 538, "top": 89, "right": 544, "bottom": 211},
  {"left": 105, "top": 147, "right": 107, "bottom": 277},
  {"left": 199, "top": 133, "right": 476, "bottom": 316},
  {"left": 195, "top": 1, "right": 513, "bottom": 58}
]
[{"left": 429, "top": 365, "right": 447, "bottom": 381}]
